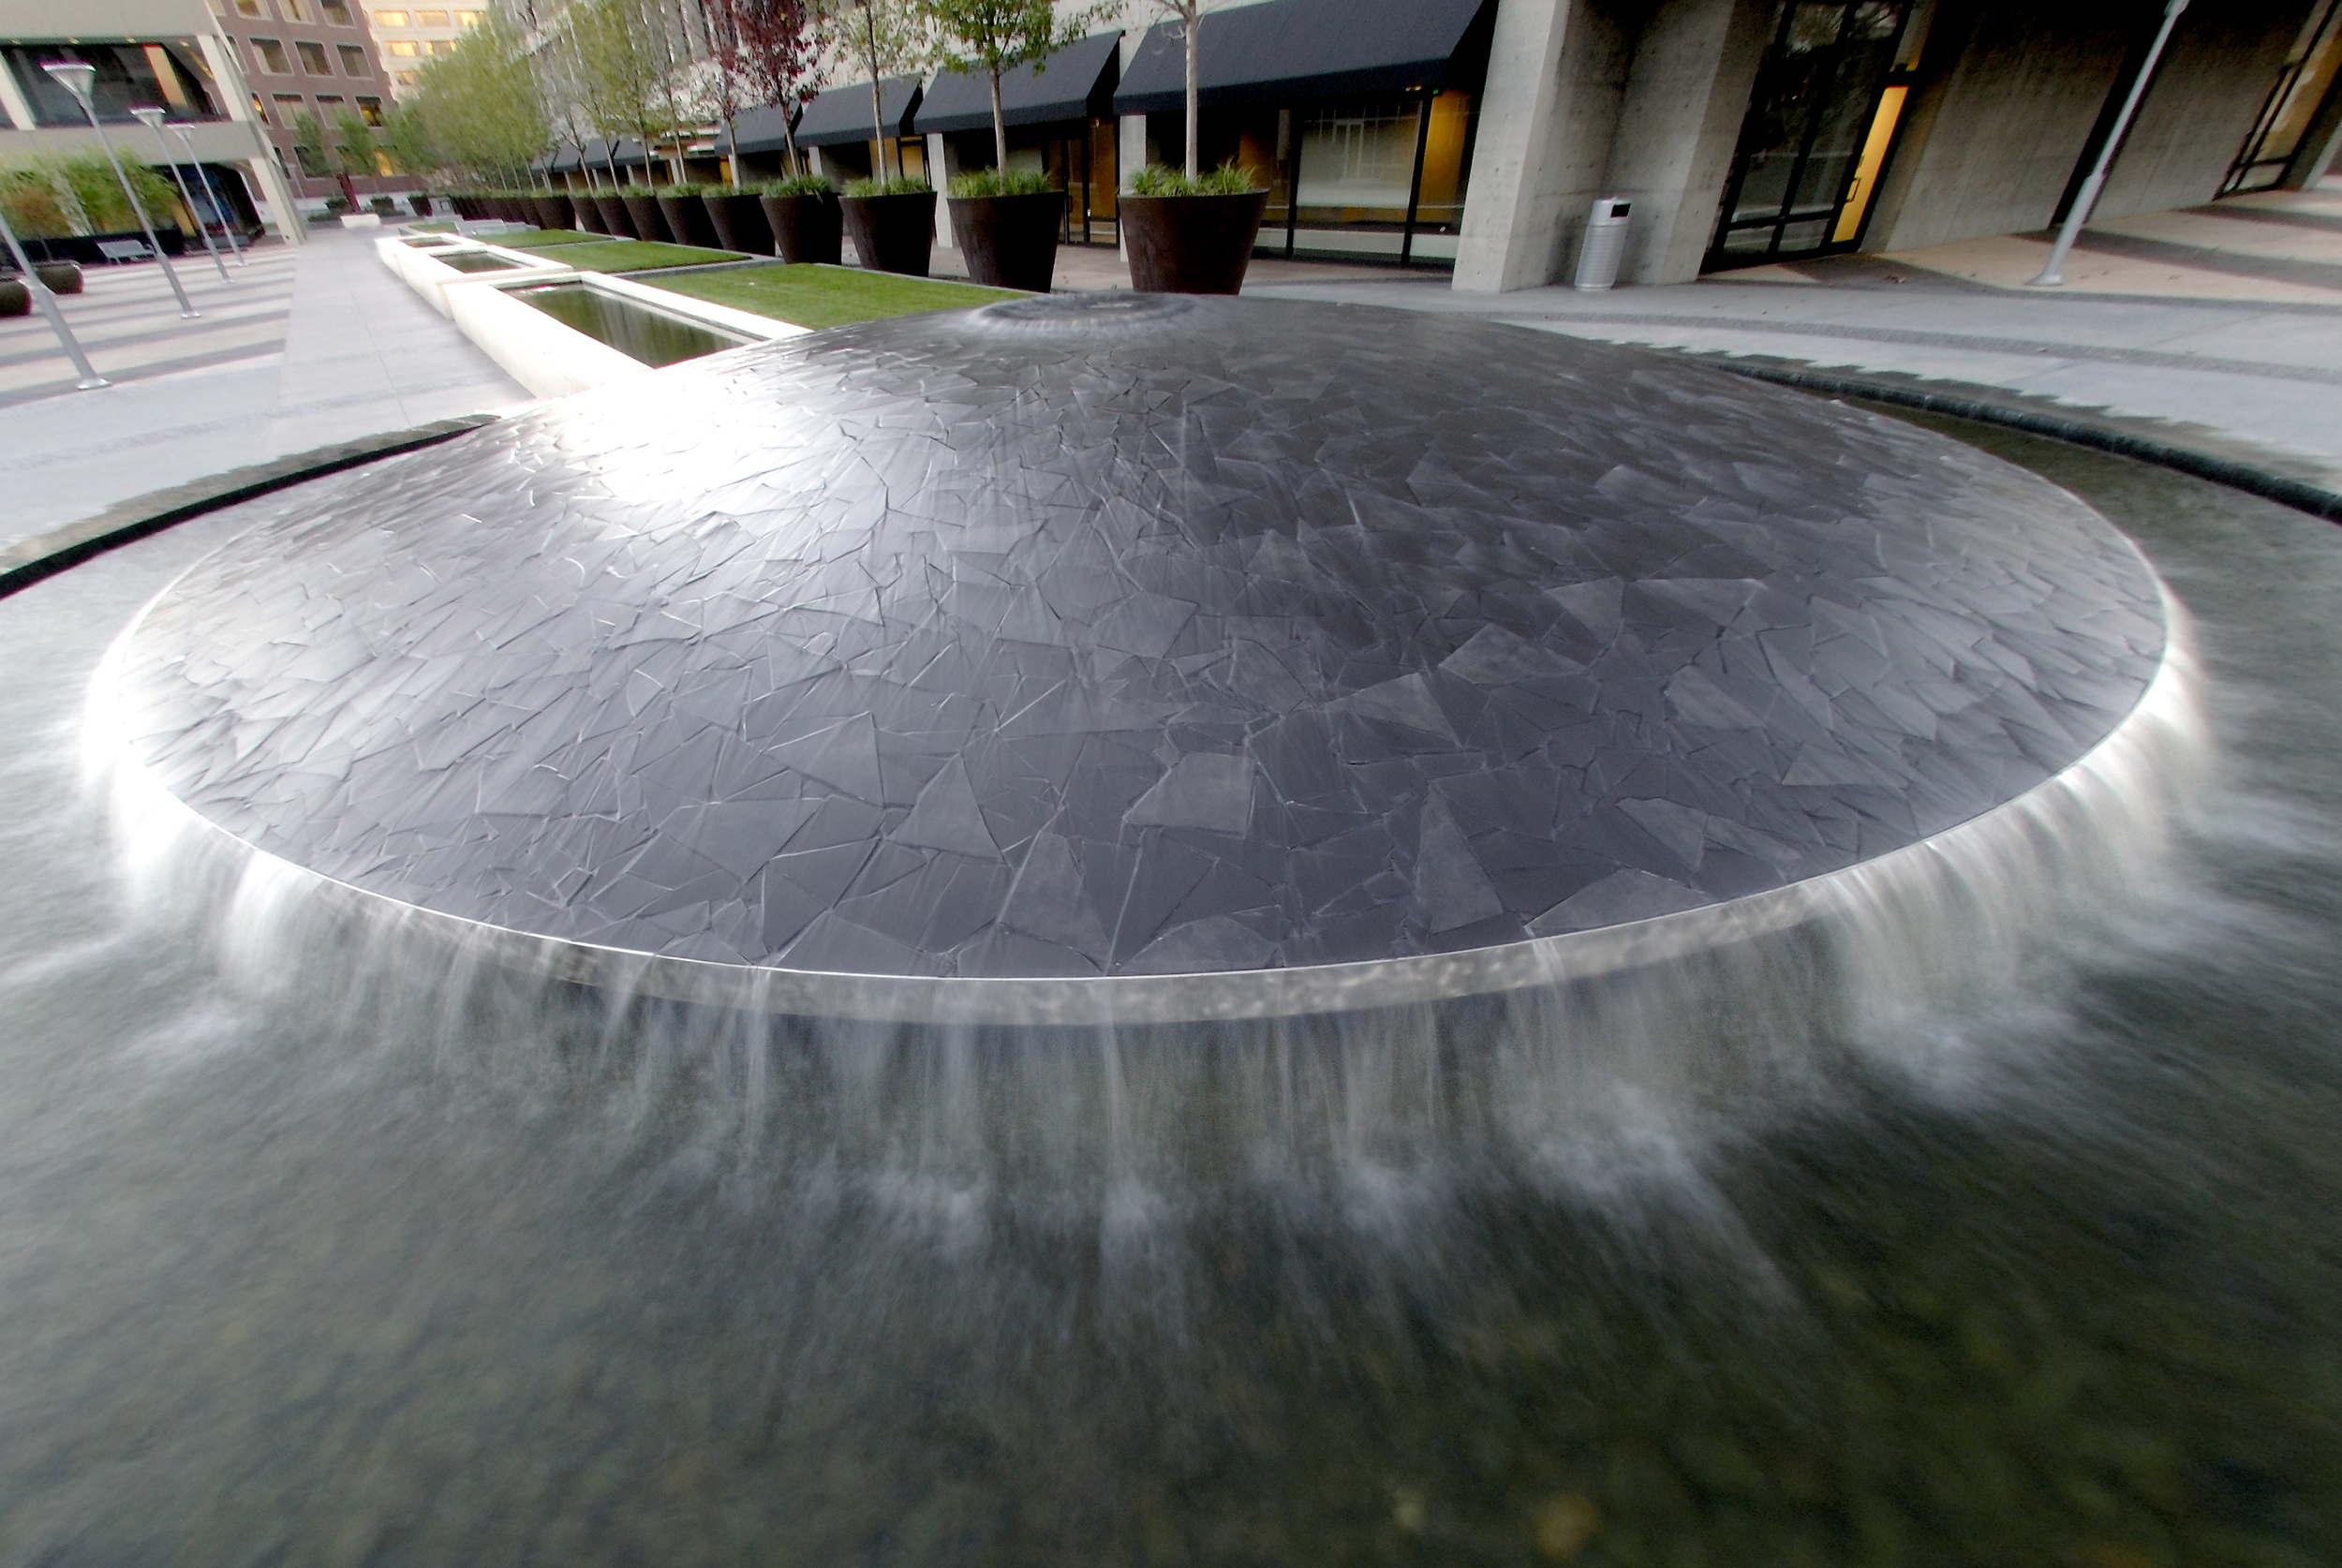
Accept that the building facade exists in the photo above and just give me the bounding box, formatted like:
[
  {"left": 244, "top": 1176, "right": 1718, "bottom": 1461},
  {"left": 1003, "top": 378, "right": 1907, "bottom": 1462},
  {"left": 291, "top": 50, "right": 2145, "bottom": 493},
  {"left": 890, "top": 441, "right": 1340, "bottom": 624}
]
[
  {"left": 0, "top": 0, "right": 308, "bottom": 242},
  {"left": 366, "top": 3, "right": 481, "bottom": 98},
  {"left": 203, "top": 0, "right": 407, "bottom": 211}
]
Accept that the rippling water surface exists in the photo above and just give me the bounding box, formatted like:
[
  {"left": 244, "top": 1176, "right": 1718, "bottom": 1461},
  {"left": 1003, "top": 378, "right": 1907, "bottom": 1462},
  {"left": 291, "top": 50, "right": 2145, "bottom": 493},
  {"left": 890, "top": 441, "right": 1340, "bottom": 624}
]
[{"left": 0, "top": 421, "right": 2336, "bottom": 1566}]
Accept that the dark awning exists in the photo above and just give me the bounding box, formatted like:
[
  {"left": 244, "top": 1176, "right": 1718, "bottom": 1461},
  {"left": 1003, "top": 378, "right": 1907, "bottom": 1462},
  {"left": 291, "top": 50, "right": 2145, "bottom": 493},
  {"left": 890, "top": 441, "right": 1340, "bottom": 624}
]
[
  {"left": 1114, "top": 0, "right": 1489, "bottom": 115},
  {"left": 716, "top": 101, "right": 801, "bottom": 156},
  {"left": 795, "top": 76, "right": 923, "bottom": 147},
  {"left": 570, "top": 137, "right": 650, "bottom": 170},
  {"left": 913, "top": 32, "right": 1120, "bottom": 137}
]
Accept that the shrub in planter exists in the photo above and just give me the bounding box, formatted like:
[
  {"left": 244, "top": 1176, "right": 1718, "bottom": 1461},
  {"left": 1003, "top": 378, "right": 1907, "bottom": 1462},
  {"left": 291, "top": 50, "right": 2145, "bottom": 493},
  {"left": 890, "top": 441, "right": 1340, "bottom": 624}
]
[
  {"left": 36, "top": 260, "right": 81, "bottom": 293},
  {"left": 945, "top": 169, "right": 1062, "bottom": 292},
  {"left": 594, "top": 192, "right": 635, "bottom": 238},
  {"left": 0, "top": 279, "right": 25, "bottom": 318},
  {"left": 655, "top": 185, "right": 721, "bottom": 248},
  {"left": 1120, "top": 164, "right": 1269, "bottom": 295},
  {"left": 703, "top": 186, "right": 774, "bottom": 255},
  {"left": 840, "top": 177, "right": 935, "bottom": 277},
  {"left": 620, "top": 189, "right": 664, "bottom": 244},
  {"left": 757, "top": 174, "right": 840, "bottom": 265}
]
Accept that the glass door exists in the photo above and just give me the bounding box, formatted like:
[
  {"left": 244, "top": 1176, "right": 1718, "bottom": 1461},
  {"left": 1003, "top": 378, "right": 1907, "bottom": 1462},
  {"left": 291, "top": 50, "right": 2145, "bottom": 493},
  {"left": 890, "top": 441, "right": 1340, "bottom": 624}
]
[{"left": 1704, "top": 0, "right": 1915, "bottom": 270}]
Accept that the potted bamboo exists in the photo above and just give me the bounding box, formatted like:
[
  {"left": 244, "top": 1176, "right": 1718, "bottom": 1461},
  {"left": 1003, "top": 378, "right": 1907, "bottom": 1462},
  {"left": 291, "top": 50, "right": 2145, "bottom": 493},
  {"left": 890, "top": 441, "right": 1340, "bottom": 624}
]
[
  {"left": 926, "top": 0, "right": 1100, "bottom": 292},
  {"left": 656, "top": 184, "right": 722, "bottom": 246},
  {"left": 1119, "top": 0, "right": 1268, "bottom": 294},
  {"left": 841, "top": 176, "right": 935, "bottom": 274}
]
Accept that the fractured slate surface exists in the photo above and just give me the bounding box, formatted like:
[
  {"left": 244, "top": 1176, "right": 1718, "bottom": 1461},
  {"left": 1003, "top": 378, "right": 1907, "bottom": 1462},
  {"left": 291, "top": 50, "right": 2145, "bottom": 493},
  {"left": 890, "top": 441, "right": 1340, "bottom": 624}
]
[{"left": 111, "top": 295, "right": 2168, "bottom": 979}]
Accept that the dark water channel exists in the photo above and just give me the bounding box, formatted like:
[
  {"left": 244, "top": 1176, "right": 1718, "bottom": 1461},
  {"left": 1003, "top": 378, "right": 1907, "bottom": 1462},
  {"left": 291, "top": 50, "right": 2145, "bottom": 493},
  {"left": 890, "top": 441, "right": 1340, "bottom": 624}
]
[
  {"left": 513, "top": 281, "right": 750, "bottom": 367},
  {"left": 0, "top": 419, "right": 2336, "bottom": 1565}
]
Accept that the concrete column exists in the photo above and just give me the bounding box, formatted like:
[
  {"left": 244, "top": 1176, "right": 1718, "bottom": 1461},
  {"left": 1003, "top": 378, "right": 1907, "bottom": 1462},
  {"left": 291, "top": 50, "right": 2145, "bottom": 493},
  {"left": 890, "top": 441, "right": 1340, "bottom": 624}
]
[
  {"left": 0, "top": 56, "right": 36, "bottom": 129},
  {"left": 928, "top": 131, "right": 952, "bottom": 246},
  {"left": 1453, "top": 0, "right": 1596, "bottom": 292},
  {"left": 808, "top": 145, "right": 826, "bottom": 179},
  {"left": 1603, "top": 0, "right": 1774, "bottom": 284},
  {"left": 1119, "top": 112, "right": 1147, "bottom": 260}
]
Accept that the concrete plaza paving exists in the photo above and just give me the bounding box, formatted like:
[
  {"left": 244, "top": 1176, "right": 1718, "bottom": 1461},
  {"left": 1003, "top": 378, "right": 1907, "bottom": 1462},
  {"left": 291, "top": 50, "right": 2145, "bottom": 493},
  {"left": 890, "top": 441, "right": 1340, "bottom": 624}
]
[{"left": 0, "top": 228, "right": 528, "bottom": 550}]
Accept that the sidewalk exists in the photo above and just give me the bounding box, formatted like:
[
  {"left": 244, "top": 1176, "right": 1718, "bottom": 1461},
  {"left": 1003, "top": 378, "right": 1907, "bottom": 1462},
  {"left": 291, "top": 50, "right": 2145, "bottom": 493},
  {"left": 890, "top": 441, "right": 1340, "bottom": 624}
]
[
  {"left": 1249, "top": 182, "right": 2342, "bottom": 489},
  {"left": 0, "top": 228, "right": 528, "bottom": 550}
]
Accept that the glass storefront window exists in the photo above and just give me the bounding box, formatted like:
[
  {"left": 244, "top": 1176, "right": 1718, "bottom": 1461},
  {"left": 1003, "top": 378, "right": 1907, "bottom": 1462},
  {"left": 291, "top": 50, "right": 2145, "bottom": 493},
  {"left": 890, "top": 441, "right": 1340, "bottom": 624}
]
[
  {"left": 1296, "top": 98, "right": 1417, "bottom": 224},
  {"left": 2, "top": 41, "right": 222, "bottom": 124}
]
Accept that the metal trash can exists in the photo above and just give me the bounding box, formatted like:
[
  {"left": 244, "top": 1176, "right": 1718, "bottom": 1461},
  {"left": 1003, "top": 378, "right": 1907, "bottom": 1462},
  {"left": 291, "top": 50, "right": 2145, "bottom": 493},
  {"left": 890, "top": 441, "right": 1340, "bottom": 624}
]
[{"left": 1573, "top": 197, "right": 1632, "bottom": 291}]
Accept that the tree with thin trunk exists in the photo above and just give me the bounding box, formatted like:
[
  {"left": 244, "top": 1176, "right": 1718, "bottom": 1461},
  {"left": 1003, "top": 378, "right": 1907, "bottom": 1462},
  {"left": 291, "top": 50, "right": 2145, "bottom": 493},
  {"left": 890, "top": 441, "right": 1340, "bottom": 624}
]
[
  {"left": 839, "top": 0, "right": 927, "bottom": 184},
  {"left": 1151, "top": 0, "right": 1201, "bottom": 178},
  {"left": 923, "top": 0, "right": 1104, "bottom": 176},
  {"left": 719, "top": 0, "right": 830, "bottom": 179},
  {"left": 574, "top": 0, "right": 674, "bottom": 185}
]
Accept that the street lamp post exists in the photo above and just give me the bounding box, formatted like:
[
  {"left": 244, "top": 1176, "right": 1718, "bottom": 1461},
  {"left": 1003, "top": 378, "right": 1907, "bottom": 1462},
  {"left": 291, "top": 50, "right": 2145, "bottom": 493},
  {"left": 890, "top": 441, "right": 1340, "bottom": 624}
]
[
  {"left": 0, "top": 204, "right": 108, "bottom": 390},
  {"left": 172, "top": 124, "right": 246, "bottom": 265},
  {"left": 39, "top": 59, "right": 200, "bottom": 318},
  {"left": 2030, "top": 0, "right": 2191, "bottom": 288},
  {"left": 131, "top": 107, "right": 231, "bottom": 285}
]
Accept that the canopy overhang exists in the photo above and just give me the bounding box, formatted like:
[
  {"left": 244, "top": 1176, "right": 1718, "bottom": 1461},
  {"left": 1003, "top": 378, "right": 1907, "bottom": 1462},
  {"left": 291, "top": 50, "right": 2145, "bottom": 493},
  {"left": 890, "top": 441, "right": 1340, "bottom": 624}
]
[
  {"left": 795, "top": 76, "right": 924, "bottom": 148},
  {"left": 914, "top": 32, "right": 1120, "bottom": 137},
  {"left": 1113, "top": 0, "right": 1490, "bottom": 115}
]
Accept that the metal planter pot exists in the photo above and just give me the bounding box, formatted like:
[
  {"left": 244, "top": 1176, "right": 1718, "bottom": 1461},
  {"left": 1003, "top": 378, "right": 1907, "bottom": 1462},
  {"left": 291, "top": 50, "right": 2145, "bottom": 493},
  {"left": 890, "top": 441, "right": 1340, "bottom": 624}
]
[
  {"left": 1119, "top": 192, "right": 1270, "bottom": 295},
  {"left": 656, "top": 192, "right": 721, "bottom": 249},
  {"left": 840, "top": 190, "right": 935, "bottom": 277},
  {"left": 946, "top": 191, "right": 1064, "bottom": 292},
  {"left": 620, "top": 193, "right": 665, "bottom": 244},
  {"left": 758, "top": 193, "right": 842, "bottom": 265},
  {"left": 702, "top": 192, "right": 774, "bottom": 256},
  {"left": 593, "top": 193, "right": 633, "bottom": 238}
]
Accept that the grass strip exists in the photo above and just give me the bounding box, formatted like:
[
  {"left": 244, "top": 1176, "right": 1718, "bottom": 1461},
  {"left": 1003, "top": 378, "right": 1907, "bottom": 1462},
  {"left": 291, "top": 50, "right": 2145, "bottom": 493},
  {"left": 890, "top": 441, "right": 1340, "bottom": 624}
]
[
  {"left": 546, "top": 240, "right": 746, "bottom": 273},
  {"left": 645, "top": 264, "right": 1021, "bottom": 329},
  {"left": 496, "top": 229, "right": 613, "bottom": 249}
]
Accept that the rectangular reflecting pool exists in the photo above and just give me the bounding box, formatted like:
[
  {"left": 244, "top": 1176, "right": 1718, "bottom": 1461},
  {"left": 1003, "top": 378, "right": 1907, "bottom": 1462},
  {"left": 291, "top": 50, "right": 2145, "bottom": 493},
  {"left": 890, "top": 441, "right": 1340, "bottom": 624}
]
[
  {"left": 436, "top": 251, "right": 525, "bottom": 274},
  {"left": 511, "top": 282, "right": 751, "bottom": 367}
]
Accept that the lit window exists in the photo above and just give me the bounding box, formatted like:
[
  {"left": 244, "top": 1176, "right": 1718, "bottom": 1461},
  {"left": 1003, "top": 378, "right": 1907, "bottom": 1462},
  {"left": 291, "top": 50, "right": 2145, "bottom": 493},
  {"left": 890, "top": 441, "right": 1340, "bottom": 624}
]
[
  {"left": 295, "top": 39, "right": 330, "bottom": 72},
  {"left": 454, "top": 8, "right": 481, "bottom": 22},
  {"left": 337, "top": 42, "right": 368, "bottom": 72},
  {"left": 375, "top": 8, "right": 408, "bottom": 21},
  {"left": 355, "top": 94, "right": 382, "bottom": 125},
  {"left": 392, "top": 68, "right": 416, "bottom": 85},
  {"left": 321, "top": 0, "right": 353, "bottom": 22},
  {"left": 252, "top": 37, "right": 289, "bottom": 71},
  {"left": 415, "top": 9, "right": 448, "bottom": 25},
  {"left": 249, "top": 90, "right": 267, "bottom": 118},
  {"left": 426, "top": 37, "right": 454, "bottom": 53},
  {"left": 385, "top": 38, "right": 418, "bottom": 54}
]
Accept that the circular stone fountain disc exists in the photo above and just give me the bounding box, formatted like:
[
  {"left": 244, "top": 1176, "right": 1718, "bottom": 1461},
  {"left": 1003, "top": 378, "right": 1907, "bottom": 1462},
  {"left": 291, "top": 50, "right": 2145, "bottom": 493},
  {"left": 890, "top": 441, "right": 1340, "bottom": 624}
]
[{"left": 108, "top": 296, "right": 2169, "bottom": 1022}]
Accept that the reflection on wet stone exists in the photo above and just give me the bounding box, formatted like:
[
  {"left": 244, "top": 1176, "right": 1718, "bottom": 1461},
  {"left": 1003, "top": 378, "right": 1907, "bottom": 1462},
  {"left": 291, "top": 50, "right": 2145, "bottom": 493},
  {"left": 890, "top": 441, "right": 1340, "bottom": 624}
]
[{"left": 113, "top": 297, "right": 2166, "bottom": 981}]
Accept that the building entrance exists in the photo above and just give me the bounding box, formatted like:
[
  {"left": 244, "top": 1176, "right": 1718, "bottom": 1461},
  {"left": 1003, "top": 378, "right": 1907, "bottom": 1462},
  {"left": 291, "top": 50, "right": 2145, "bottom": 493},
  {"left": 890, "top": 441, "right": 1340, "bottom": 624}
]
[{"left": 1704, "top": 0, "right": 1918, "bottom": 271}]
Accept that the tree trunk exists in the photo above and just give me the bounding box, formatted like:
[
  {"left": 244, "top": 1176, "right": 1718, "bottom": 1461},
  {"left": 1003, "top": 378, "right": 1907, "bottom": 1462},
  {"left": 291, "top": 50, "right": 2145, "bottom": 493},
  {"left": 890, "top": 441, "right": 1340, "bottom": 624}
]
[
  {"left": 1184, "top": 5, "right": 1199, "bottom": 179},
  {"left": 782, "top": 111, "right": 801, "bottom": 179},
  {"left": 867, "top": 7, "right": 891, "bottom": 183},
  {"left": 991, "top": 67, "right": 1007, "bottom": 172},
  {"left": 726, "top": 114, "right": 740, "bottom": 185}
]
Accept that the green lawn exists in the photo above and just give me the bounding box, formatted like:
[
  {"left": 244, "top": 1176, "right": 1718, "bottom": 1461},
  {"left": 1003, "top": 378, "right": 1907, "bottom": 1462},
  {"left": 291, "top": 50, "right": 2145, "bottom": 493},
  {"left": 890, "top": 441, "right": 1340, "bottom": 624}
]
[
  {"left": 496, "top": 229, "right": 612, "bottom": 248},
  {"left": 645, "top": 265, "right": 1023, "bottom": 330},
  {"left": 541, "top": 240, "right": 746, "bottom": 273}
]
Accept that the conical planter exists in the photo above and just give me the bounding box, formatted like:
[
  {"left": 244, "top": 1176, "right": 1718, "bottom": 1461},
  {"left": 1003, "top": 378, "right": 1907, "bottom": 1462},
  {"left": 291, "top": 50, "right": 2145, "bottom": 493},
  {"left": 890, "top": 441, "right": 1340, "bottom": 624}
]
[
  {"left": 947, "top": 190, "right": 1064, "bottom": 292},
  {"left": 0, "top": 280, "right": 25, "bottom": 318},
  {"left": 533, "top": 192, "right": 573, "bottom": 230},
  {"left": 656, "top": 191, "right": 720, "bottom": 249},
  {"left": 572, "top": 194, "right": 607, "bottom": 234},
  {"left": 1119, "top": 191, "right": 1270, "bottom": 295},
  {"left": 702, "top": 191, "right": 773, "bottom": 255},
  {"left": 841, "top": 190, "right": 935, "bottom": 276},
  {"left": 621, "top": 192, "right": 664, "bottom": 244},
  {"left": 594, "top": 193, "right": 633, "bottom": 238},
  {"left": 759, "top": 193, "right": 842, "bottom": 264},
  {"left": 35, "top": 260, "right": 81, "bottom": 293}
]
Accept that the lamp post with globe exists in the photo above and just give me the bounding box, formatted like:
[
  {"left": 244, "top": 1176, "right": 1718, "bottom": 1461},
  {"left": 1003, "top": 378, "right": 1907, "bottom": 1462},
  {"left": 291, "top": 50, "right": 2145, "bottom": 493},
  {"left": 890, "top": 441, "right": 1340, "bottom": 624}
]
[
  {"left": 130, "top": 107, "right": 231, "bottom": 284},
  {"left": 171, "top": 122, "right": 245, "bottom": 265},
  {"left": 38, "top": 58, "right": 199, "bottom": 318}
]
